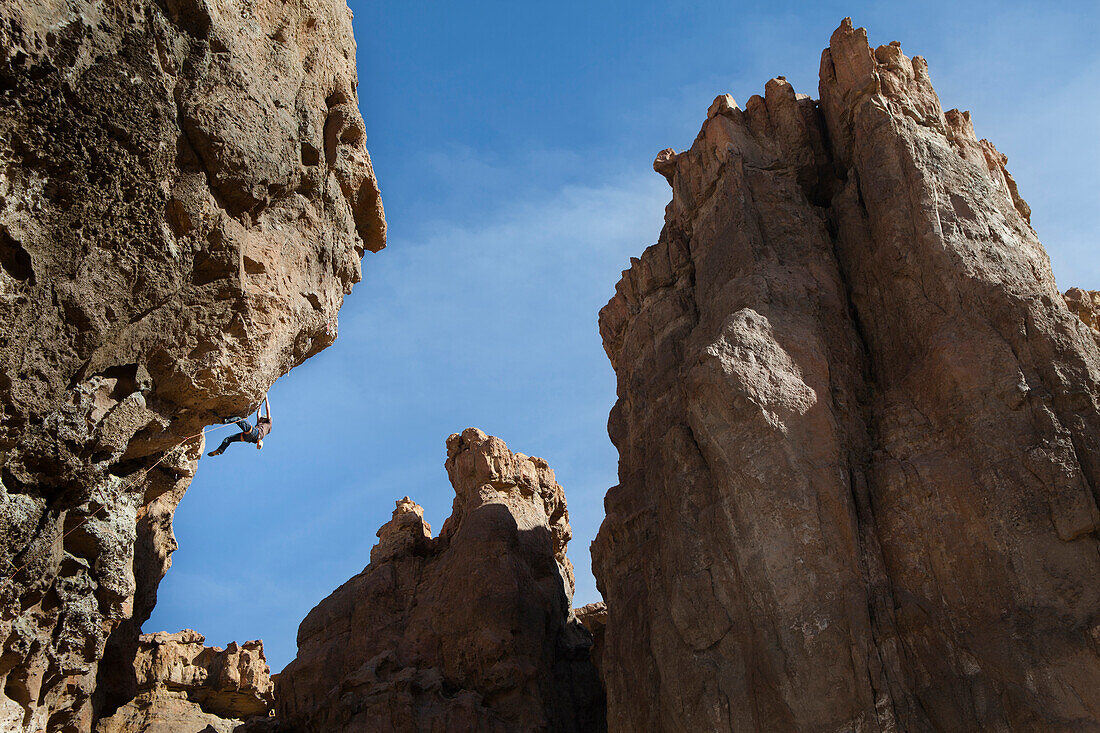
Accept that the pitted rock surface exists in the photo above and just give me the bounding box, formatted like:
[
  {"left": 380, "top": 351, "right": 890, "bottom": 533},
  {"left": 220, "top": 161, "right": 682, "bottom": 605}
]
[
  {"left": 594, "top": 18, "right": 1100, "bottom": 732},
  {"left": 0, "top": 0, "right": 384, "bottom": 729},
  {"left": 277, "top": 429, "right": 605, "bottom": 732}
]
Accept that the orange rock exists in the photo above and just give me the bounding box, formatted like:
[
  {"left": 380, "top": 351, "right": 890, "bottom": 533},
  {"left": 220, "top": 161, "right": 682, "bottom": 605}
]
[{"left": 1065, "top": 287, "right": 1100, "bottom": 333}]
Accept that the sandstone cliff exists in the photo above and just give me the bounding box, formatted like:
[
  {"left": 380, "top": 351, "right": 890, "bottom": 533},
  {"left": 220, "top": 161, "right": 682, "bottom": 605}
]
[
  {"left": 0, "top": 0, "right": 384, "bottom": 729},
  {"left": 595, "top": 19, "right": 1100, "bottom": 731},
  {"left": 277, "top": 429, "right": 604, "bottom": 732},
  {"left": 95, "top": 629, "right": 274, "bottom": 733}
]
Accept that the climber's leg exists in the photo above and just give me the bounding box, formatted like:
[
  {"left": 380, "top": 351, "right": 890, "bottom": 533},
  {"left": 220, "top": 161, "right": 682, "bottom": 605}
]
[{"left": 208, "top": 431, "right": 247, "bottom": 457}]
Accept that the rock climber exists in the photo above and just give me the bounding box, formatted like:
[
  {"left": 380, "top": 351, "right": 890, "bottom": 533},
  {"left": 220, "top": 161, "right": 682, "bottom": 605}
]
[{"left": 207, "top": 396, "right": 272, "bottom": 456}]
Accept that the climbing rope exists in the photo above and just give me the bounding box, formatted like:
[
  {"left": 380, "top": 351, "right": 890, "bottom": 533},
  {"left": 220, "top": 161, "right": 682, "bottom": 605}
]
[{"left": 1, "top": 420, "right": 241, "bottom": 588}]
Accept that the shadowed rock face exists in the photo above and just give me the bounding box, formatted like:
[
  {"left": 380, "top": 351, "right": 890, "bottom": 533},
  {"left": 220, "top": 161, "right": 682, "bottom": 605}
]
[
  {"left": 95, "top": 630, "right": 274, "bottom": 732},
  {"left": 0, "top": 0, "right": 384, "bottom": 729},
  {"left": 277, "top": 429, "right": 605, "bottom": 733},
  {"left": 595, "top": 18, "right": 1100, "bottom": 732},
  {"left": 573, "top": 603, "right": 606, "bottom": 681}
]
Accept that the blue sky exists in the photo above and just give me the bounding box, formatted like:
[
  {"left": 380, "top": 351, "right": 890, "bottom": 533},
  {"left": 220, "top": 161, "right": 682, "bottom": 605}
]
[{"left": 147, "top": 0, "right": 1100, "bottom": 672}]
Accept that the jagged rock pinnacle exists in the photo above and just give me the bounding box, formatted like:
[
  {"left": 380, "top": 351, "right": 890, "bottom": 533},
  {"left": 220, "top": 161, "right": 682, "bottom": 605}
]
[
  {"left": 277, "top": 429, "right": 604, "bottom": 732},
  {"left": 596, "top": 19, "right": 1100, "bottom": 730}
]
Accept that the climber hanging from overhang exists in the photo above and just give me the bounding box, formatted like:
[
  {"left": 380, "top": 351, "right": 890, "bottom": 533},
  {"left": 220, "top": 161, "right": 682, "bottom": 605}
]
[{"left": 207, "top": 395, "right": 273, "bottom": 456}]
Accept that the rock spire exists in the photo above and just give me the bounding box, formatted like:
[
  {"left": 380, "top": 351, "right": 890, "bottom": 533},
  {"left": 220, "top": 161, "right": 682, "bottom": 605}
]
[
  {"left": 595, "top": 18, "right": 1100, "bottom": 731},
  {"left": 277, "top": 429, "right": 604, "bottom": 732}
]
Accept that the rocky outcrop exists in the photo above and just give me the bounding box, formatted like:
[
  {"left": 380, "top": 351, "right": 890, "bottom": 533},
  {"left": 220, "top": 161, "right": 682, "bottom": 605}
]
[
  {"left": 1065, "top": 288, "right": 1100, "bottom": 333},
  {"left": 277, "top": 429, "right": 604, "bottom": 732},
  {"left": 95, "top": 629, "right": 274, "bottom": 732},
  {"left": 595, "top": 19, "right": 1100, "bottom": 732},
  {"left": 0, "top": 0, "right": 384, "bottom": 729},
  {"left": 97, "top": 696, "right": 242, "bottom": 733}
]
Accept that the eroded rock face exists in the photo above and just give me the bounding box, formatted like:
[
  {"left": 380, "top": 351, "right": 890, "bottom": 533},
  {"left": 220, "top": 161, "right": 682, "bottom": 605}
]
[
  {"left": 95, "top": 629, "right": 274, "bottom": 732},
  {"left": 1065, "top": 288, "right": 1100, "bottom": 333},
  {"left": 595, "top": 19, "right": 1100, "bottom": 732},
  {"left": 0, "top": 0, "right": 384, "bottom": 729},
  {"left": 277, "top": 428, "right": 604, "bottom": 732}
]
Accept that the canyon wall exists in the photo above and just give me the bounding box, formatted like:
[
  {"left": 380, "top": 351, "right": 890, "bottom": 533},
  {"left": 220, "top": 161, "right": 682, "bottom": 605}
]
[
  {"left": 0, "top": 0, "right": 384, "bottom": 729},
  {"left": 595, "top": 19, "right": 1100, "bottom": 732},
  {"left": 277, "top": 429, "right": 604, "bottom": 732}
]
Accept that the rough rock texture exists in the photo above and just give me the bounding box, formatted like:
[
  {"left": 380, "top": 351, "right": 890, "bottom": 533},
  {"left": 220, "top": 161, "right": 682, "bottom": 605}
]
[
  {"left": 94, "top": 468, "right": 193, "bottom": 722},
  {"left": 95, "top": 629, "right": 274, "bottom": 732},
  {"left": 277, "top": 429, "right": 604, "bottom": 732},
  {"left": 595, "top": 19, "right": 1100, "bottom": 732},
  {"left": 0, "top": 0, "right": 384, "bottom": 729},
  {"left": 1065, "top": 288, "right": 1100, "bottom": 334}
]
